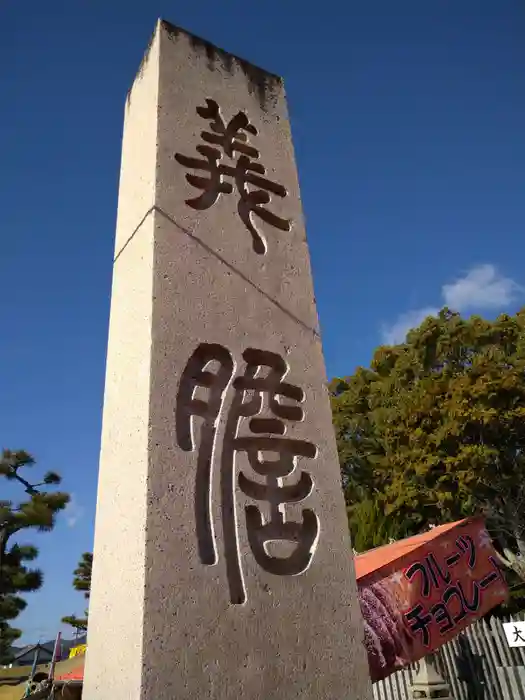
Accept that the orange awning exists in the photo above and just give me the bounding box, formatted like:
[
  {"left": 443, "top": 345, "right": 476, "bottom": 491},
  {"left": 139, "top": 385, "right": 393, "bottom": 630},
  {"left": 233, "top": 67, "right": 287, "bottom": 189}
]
[
  {"left": 355, "top": 519, "right": 465, "bottom": 580},
  {"left": 355, "top": 516, "right": 508, "bottom": 681}
]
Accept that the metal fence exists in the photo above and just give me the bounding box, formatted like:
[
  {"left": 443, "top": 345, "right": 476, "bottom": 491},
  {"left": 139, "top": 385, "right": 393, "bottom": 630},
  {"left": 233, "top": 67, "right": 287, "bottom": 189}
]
[{"left": 372, "top": 614, "right": 525, "bottom": 700}]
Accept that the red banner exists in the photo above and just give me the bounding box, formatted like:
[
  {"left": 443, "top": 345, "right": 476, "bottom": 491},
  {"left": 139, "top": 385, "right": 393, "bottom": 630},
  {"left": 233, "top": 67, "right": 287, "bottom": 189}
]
[{"left": 356, "top": 518, "right": 508, "bottom": 681}]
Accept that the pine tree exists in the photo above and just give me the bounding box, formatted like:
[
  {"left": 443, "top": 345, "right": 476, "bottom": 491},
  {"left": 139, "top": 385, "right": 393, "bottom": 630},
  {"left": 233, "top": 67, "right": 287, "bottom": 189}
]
[
  {"left": 62, "top": 552, "right": 92, "bottom": 634},
  {"left": 0, "top": 449, "right": 69, "bottom": 664}
]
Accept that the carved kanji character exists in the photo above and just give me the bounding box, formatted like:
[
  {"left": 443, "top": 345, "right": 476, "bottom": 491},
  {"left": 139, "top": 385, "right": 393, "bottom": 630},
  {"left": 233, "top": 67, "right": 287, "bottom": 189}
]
[
  {"left": 176, "top": 343, "right": 234, "bottom": 565},
  {"left": 177, "top": 343, "right": 319, "bottom": 605},
  {"left": 222, "top": 349, "right": 319, "bottom": 602},
  {"left": 175, "top": 100, "right": 291, "bottom": 254}
]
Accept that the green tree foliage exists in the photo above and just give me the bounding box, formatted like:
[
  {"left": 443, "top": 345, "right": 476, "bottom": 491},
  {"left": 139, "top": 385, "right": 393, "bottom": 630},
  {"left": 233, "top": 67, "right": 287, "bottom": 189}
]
[
  {"left": 62, "top": 552, "right": 92, "bottom": 634},
  {"left": 349, "top": 499, "right": 413, "bottom": 554},
  {"left": 61, "top": 612, "right": 88, "bottom": 635},
  {"left": 0, "top": 544, "right": 41, "bottom": 664},
  {"left": 0, "top": 449, "right": 69, "bottom": 664},
  {"left": 71, "top": 552, "right": 92, "bottom": 599},
  {"left": 330, "top": 308, "right": 525, "bottom": 595},
  {"left": 0, "top": 623, "right": 23, "bottom": 667}
]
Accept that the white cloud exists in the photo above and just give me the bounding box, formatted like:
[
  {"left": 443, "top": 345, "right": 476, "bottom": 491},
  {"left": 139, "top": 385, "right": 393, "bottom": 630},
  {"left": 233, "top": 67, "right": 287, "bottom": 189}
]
[
  {"left": 442, "top": 264, "right": 521, "bottom": 311},
  {"left": 65, "top": 494, "right": 85, "bottom": 528},
  {"left": 381, "top": 306, "right": 438, "bottom": 346},
  {"left": 381, "top": 264, "right": 521, "bottom": 346}
]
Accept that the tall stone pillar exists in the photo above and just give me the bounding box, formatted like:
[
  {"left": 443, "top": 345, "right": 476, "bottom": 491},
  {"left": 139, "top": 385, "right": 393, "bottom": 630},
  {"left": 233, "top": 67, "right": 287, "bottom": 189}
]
[{"left": 84, "top": 19, "right": 372, "bottom": 700}]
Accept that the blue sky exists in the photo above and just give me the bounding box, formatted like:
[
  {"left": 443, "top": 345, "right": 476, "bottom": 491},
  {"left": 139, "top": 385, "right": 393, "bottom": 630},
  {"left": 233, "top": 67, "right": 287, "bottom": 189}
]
[{"left": 1, "top": 0, "right": 524, "bottom": 643}]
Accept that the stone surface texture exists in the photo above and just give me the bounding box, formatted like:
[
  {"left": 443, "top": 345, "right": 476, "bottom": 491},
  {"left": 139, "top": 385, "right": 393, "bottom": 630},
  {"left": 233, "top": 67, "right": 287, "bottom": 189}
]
[{"left": 84, "top": 19, "right": 372, "bottom": 700}]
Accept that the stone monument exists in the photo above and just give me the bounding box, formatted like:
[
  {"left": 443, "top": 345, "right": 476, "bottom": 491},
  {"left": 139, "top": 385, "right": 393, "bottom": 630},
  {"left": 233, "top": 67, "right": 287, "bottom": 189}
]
[{"left": 84, "top": 19, "right": 372, "bottom": 700}]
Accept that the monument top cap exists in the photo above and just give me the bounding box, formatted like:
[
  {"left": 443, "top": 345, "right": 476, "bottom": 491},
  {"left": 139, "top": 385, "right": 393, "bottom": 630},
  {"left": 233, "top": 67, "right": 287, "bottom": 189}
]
[{"left": 129, "top": 19, "right": 283, "bottom": 110}]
